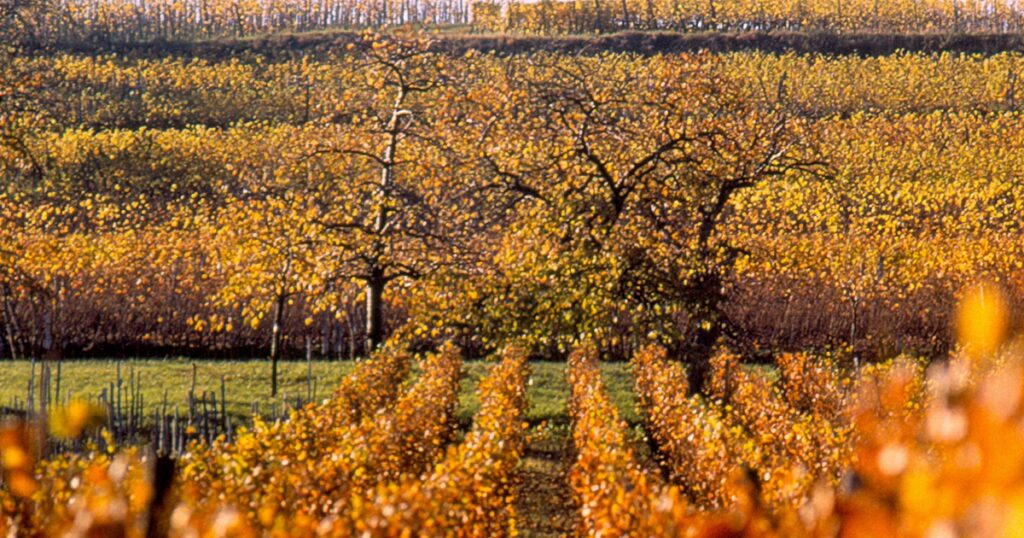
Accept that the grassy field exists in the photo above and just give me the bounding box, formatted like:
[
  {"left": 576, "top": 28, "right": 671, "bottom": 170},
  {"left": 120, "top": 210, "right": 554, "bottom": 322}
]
[
  {"left": 1, "top": 359, "right": 636, "bottom": 428},
  {"left": 456, "top": 360, "right": 638, "bottom": 426},
  {"left": 0, "top": 359, "right": 354, "bottom": 420}
]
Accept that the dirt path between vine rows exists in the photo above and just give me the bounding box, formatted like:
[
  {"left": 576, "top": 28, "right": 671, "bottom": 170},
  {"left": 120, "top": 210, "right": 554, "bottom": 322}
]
[{"left": 516, "top": 435, "right": 578, "bottom": 537}]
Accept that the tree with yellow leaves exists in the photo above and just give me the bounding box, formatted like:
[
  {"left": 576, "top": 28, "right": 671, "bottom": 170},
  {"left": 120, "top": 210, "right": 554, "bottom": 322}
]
[
  {"left": 458, "top": 52, "right": 820, "bottom": 385},
  {"left": 200, "top": 193, "right": 324, "bottom": 396},
  {"left": 306, "top": 33, "right": 473, "bottom": 353}
]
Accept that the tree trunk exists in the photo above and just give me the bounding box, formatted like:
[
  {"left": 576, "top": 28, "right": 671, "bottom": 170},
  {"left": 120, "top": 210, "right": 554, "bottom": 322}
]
[
  {"left": 346, "top": 312, "right": 356, "bottom": 360},
  {"left": 270, "top": 293, "right": 285, "bottom": 397},
  {"left": 682, "top": 183, "right": 740, "bottom": 395},
  {"left": 2, "top": 284, "right": 22, "bottom": 360},
  {"left": 685, "top": 270, "right": 724, "bottom": 397},
  {"left": 365, "top": 273, "right": 385, "bottom": 354},
  {"left": 686, "top": 325, "right": 720, "bottom": 396}
]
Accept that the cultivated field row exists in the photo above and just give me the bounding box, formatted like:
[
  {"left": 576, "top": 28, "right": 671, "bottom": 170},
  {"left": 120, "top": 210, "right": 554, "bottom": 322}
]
[{"left": 3, "top": 300, "right": 1023, "bottom": 537}]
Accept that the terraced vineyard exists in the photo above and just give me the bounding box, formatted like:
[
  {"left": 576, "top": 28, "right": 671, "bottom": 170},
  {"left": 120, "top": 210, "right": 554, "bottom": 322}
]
[{"left": 6, "top": 0, "right": 1024, "bottom": 532}]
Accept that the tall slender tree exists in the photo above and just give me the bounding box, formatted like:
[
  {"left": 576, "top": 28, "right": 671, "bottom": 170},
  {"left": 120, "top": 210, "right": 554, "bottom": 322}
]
[{"left": 309, "top": 33, "right": 457, "bottom": 353}]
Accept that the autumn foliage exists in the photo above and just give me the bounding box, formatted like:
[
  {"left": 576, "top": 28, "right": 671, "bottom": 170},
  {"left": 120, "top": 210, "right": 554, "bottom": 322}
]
[
  {"left": 558, "top": 285, "right": 1024, "bottom": 536},
  {"left": 11, "top": 0, "right": 1024, "bottom": 40},
  {"left": 6, "top": 47, "right": 1024, "bottom": 363},
  {"left": 567, "top": 343, "right": 692, "bottom": 535},
  {"left": 473, "top": 0, "right": 1024, "bottom": 34},
  {"left": 5, "top": 286, "right": 1024, "bottom": 536},
  {"left": 0, "top": 343, "right": 531, "bottom": 536},
  {"left": 5, "top": 12, "right": 1024, "bottom": 537}
]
